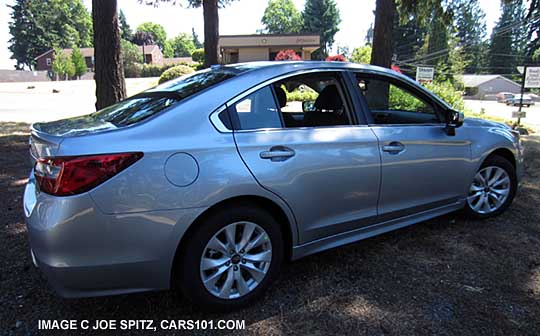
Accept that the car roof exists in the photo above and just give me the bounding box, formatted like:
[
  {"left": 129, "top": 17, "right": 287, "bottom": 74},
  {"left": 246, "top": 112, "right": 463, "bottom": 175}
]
[{"left": 223, "top": 61, "right": 401, "bottom": 78}]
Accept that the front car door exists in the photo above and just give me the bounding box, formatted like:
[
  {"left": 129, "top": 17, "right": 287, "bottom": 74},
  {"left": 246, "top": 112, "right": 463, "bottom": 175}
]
[
  {"left": 227, "top": 70, "right": 381, "bottom": 244},
  {"left": 352, "top": 72, "right": 473, "bottom": 218}
]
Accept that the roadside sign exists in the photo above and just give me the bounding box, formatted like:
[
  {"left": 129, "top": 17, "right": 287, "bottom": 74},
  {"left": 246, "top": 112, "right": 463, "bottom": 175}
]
[
  {"left": 512, "top": 111, "right": 526, "bottom": 119},
  {"left": 525, "top": 67, "right": 540, "bottom": 88},
  {"left": 517, "top": 66, "right": 524, "bottom": 74},
  {"left": 416, "top": 67, "right": 434, "bottom": 83}
]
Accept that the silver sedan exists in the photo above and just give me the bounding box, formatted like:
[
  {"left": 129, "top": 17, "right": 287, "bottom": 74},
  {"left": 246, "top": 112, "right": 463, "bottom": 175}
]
[{"left": 24, "top": 61, "right": 523, "bottom": 310}]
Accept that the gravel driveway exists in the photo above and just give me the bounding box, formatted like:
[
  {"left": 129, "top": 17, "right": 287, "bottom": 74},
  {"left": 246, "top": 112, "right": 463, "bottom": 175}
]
[{"left": 1, "top": 122, "right": 540, "bottom": 335}]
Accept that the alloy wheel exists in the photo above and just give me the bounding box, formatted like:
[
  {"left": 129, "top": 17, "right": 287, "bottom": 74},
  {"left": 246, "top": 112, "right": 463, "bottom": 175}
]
[
  {"left": 200, "top": 221, "right": 272, "bottom": 299},
  {"left": 467, "top": 166, "right": 511, "bottom": 214}
]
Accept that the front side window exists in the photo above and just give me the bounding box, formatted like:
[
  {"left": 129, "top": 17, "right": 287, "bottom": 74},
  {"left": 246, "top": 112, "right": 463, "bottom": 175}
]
[{"left": 356, "top": 74, "right": 441, "bottom": 125}]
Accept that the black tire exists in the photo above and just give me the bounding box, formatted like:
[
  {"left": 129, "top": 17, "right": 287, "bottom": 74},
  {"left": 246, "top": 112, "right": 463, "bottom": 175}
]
[
  {"left": 174, "top": 203, "right": 283, "bottom": 311},
  {"left": 464, "top": 155, "right": 517, "bottom": 219}
]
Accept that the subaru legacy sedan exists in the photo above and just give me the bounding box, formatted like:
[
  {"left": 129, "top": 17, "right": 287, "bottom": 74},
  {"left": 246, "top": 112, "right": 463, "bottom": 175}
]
[{"left": 24, "top": 62, "right": 522, "bottom": 310}]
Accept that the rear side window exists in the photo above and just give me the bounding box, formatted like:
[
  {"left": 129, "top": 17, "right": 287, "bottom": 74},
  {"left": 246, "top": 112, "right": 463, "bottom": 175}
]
[
  {"left": 230, "top": 86, "right": 282, "bottom": 130},
  {"left": 93, "top": 69, "right": 238, "bottom": 126}
]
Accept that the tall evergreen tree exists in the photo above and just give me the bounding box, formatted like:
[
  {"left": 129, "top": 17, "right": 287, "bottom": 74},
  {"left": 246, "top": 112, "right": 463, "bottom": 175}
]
[
  {"left": 526, "top": 0, "right": 540, "bottom": 58},
  {"left": 71, "top": 46, "right": 87, "bottom": 78},
  {"left": 452, "top": 0, "right": 487, "bottom": 73},
  {"left": 92, "top": 0, "right": 126, "bottom": 109},
  {"left": 119, "top": 10, "right": 132, "bottom": 41},
  {"left": 8, "top": 0, "right": 92, "bottom": 70},
  {"left": 302, "top": 0, "right": 341, "bottom": 59},
  {"left": 192, "top": 27, "right": 203, "bottom": 49},
  {"left": 392, "top": 13, "right": 426, "bottom": 67},
  {"left": 488, "top": 0, "right": 527, "bottom": 77},
  {"left": 8, "top": 0, "right": 47, "bottom": 70}
]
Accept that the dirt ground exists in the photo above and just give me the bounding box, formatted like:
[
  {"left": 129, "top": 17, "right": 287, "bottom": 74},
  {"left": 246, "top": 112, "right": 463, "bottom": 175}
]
[{"left": 1, "top": 122, "right": 540, "bottom": 336}]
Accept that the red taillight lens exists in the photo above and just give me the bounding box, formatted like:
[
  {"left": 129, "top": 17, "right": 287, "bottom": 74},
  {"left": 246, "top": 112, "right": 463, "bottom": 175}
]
[{"left": 34, "top": 152, "right": 143, "bottom": 196}]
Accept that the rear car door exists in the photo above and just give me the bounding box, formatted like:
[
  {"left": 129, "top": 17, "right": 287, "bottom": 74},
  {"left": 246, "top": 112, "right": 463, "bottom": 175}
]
[
  {"left": 353, "top": 72, "right": 473, "bottom": 218},
  {"left": 225, "top": 70, "right": 381, "bottom": 244}
]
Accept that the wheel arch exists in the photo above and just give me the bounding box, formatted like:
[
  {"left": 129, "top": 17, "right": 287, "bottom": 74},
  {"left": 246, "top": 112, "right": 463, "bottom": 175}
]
[
  {"left": 169, "top": 195, "right": 296, "bottom": 288},
  {"left": 485, "top": 147, "right": 516, "bottom": 169}
]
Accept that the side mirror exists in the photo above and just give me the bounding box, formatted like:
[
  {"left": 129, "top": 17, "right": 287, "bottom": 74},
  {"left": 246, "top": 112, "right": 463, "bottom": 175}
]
[
  {"left": 302, "top": 101, "right": 316, "bottom": 113},
  {"left": 445, "top": 110, "right": 464, "bottom": 136}
]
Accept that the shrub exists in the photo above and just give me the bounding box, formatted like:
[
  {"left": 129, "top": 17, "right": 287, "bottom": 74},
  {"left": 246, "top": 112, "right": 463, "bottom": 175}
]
[
  {"left": 326, "top": 55, "right": 347, "bottom": 62},
  {"left": 423, "top": 81, "right": 465, "bottom": 111},
  {"left": 275, "top": 49, "right": 302, "bottom": 61},
  {"left": 192, "top": 48, "right": 204, "bottom": 64},
  {"left": 158, "top": 64, "right": 195, "bottom": 84},
  {"left": 282, "top": 85, "right": 318, "bottom": 102},
  {"left": 124, "top": 62, "right": 142, "bottom": 78}
]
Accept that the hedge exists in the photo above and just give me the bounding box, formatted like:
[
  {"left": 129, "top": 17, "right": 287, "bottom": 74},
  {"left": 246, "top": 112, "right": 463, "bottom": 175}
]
[{"left": 158, "top": 65, "right": 195, "bottom": 84}]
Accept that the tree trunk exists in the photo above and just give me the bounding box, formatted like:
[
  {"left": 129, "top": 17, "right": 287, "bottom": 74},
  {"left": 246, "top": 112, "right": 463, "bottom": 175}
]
[
  {"left": 92, "top": 0, "right": 126, "bottom": 110},
  {"left": 370, "top": 0, "right": 396, "bottom": 68},
  {"left": 203, "top": 0, "right": 219, "bottom": 67}
]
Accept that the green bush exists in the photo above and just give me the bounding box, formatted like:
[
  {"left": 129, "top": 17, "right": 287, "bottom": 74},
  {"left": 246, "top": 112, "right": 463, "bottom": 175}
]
[
  {"left": 124, "top": 63, "right": 142, "bottom": 78},
  {"left": 423, "top": 81, "right": 465, "bottom": 111},
  {"left": 282, "top": 85, "right": 318, "bottom": 102},
  {"left": 192, "top": 48, "right": 204, "bottom": 64},
  {"left": 158, "top": 64, "right": 195, "bottom": 84},
  {"left": 141, "top": 64, "right": 169, "bottom": 77}
]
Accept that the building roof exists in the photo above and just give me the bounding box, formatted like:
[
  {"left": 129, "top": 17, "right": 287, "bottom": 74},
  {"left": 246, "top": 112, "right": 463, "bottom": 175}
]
[
  {"left": 461, "top": 74, "right": 520, "bottom": 88},
  {"left": 219, "top": 34, "right": 321, "bottom": 49}
]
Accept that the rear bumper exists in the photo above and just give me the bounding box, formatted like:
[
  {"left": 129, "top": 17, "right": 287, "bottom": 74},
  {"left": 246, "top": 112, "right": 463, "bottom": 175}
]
[{"left": 24, "top": 173, "right": 206, "bottom": 298}]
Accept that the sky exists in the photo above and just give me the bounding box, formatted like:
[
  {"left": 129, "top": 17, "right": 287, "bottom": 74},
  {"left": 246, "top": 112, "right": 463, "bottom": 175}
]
[{"left": 0, "top": 0, "right": 502, "bottom": 70}]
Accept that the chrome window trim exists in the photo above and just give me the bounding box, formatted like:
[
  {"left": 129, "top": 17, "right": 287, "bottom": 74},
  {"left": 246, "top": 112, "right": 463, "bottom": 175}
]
[
  {"left": 209, "top": 68, "right": 355, "bottom": 133},
  {"left": 209, "top": 105, "right": 232, "bottom": 133},
  {"left": 233, "top": 124, "right": 371, "bottom": 134}
]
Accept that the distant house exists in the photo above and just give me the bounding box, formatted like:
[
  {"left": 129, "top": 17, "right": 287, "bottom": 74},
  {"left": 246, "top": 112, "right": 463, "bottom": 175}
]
[
  {"left": 34, "top": 45, "right": 166, "bottom": 72},
  {"left": 461, "top": 75, "right": 521, "bottom": 100},
  {"left": 219, "top": 34, "right": 320, "bottom": 64}
]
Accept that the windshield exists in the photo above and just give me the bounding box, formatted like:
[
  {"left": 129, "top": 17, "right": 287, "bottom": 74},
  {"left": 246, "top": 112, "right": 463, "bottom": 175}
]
[{"left": 92, "top": 68, "right": 241, "bottom": 126}]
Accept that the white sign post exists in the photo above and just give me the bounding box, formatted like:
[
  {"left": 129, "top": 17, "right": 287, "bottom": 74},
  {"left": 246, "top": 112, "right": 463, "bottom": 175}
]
[
  {"left": 525, "top": 67, "right": 540, "bottom": 88},
  {"left": 416, "top": 67, "right": 434, "bottom": 83}
]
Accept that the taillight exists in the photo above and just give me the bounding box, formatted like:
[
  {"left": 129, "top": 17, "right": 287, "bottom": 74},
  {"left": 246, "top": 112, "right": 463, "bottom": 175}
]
[{"left": 34, "top": 152, "right": 143, "bottom": 196}]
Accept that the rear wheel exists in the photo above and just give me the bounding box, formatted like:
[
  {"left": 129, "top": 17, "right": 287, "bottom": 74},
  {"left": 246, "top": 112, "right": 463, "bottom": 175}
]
[
  {"left": 465, "top": 155, "right": 517, "bottom": 219},
  {"left": 175, "top": 204, "right": 283, "bottom": 311}
]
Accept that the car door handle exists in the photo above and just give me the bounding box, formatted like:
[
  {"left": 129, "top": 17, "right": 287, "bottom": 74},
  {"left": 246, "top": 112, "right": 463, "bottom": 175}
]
[
  {"left": 382, "top": 142, "right": 405, "bottom": 154},
  {"left": 260, "top": 147, "right": 295, "bottom": 161}
]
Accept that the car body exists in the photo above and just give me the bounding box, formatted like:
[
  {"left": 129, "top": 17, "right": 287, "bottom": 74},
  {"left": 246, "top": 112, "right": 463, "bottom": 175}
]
[
  {"left": 506, "top": 94, "right": 534, "bottom": 107},
  {"left": 496, "top": 92, "right": 515, "bottom": 103},
  {"left": 23, "top": 61, "right": 523, "bottom": 308}
]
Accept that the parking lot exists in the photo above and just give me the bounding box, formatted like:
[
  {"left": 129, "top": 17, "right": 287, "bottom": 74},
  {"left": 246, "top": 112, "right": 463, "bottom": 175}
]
[{"left": 464, "top": 99, "right": 540, "bottom": 128}]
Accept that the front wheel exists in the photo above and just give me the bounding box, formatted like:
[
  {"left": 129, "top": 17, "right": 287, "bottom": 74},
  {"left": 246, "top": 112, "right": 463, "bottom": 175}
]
[
  {"left": 465, "top": 155, "right": 517, "bottom": 219},
  {"left": 175, "top": 204, "right": 283, "bottom": 311}
]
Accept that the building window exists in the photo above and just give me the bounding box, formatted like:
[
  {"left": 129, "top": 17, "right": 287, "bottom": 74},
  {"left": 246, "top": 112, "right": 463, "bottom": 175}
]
[{"left": 46, "top": 58, "right": 51, "bottom": 66}]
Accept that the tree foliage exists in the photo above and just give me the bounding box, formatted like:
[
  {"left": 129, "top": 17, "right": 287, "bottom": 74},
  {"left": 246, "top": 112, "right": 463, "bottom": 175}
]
[
  {"left": 488, "top": 0, "right": 527, "bottom": 78},
  {"left": 192, "top": 48, "right": 205, "bottom": 63},
  {"left": 52, "top": 48, "right": 75, "bottom": 80},
  {"left": 8, "top": 0, "right": 92, "bottom": 70},
  {"left": 351, "top": 46, "right": 372, "bottom": 64},
  {"left": 261, "top": 0, "right": 303, "bottom": 34},
  {"left": 119, "top": 10, "right": 132, "bottom": 41},
  {"left": 451, "top": 0, "right": 486, "bottom": 74},
  {"left": 71, "top": 46, "right": 87, "bottom": 77},
  {"left": 136, "top": 22, "right": 167, "bottom": 51},
  {"left": 132, "top": 31, "right": 155, "bottom": 46},
  {"left": 168, "top": 33, "right": 196, "bottom": 57},
  {"left": 192, "top": 27, "right": 203, "bottom": 49},
  {"left": 302, "top": 0, "right": 341, "bottom": 59}
]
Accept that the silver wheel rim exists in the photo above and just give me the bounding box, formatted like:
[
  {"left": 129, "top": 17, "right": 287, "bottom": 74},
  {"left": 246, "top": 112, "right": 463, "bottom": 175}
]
[
  {"left": 467, "top": 166, "right": 511, "bottom": 214},
  {"left": 200, "top": 221, "right": 272, "bottom": 299}
]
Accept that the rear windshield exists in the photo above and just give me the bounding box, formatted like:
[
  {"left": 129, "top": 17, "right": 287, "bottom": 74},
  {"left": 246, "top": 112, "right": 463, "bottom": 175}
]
[{"left": 92, "top": 68, "right": 239, "bottom": 126}]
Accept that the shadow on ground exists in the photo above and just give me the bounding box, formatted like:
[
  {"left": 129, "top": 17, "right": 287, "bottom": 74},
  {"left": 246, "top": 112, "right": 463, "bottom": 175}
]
[{"left": 1, "top": 123, "right": 539, "bottom": 335}]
